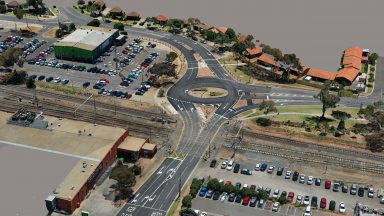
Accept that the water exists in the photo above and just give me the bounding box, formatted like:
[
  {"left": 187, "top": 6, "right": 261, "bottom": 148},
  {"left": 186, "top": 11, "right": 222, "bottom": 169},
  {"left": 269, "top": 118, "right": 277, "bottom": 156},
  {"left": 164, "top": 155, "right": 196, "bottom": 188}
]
[{"left": 46, "top": 0, "right": 384, "bottom": 70}]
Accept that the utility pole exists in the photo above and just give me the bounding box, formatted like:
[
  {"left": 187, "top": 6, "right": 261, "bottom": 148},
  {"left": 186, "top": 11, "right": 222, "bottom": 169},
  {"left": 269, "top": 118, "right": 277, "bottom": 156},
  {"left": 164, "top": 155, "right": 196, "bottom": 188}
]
[
  {"left": 93, "top": 98, "right": 96, "bottom": 123},
  {"left": 178, "top": 172, "right": 181, "bottom": 198}
]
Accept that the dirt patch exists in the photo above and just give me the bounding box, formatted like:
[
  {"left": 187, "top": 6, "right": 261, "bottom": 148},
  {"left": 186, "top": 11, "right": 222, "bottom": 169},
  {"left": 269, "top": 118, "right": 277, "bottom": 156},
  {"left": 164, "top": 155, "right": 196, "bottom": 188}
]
[
  {"left": 189, "top": 87, "right": 228, "bottom": 98},
  {"left": 95, "top": 95, "right": 161, "bottom": 113},
  {"left": 20, "top": 25, "right": 42, "bottom": 33},
  {"left": 194, "top": 104, "right": 216, "bottom": 119},
  {"left": 197, "top": 67, "right": 215, "bottom": 77},
  {"left": 42, "top": 27, "right": 59, "bottom": 39},
  {"left": 233, "top": 99, "right": 248, "bottom": 109}
]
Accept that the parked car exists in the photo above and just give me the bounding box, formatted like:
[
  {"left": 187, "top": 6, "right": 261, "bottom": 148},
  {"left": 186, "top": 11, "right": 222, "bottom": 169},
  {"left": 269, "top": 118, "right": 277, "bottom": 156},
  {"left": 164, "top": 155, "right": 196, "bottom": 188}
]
[
  {"left": 311, "top": 196, "right": 318, "bottom": 208},
  {"left": 249, "top": 196, "right": 257, "bottom": 207},
  {"left": 38, "top": 75, "right": 45, "bottom": 80},
  {"left": 258, "top": 199, "right": 265, "bottom": 208},
  {"left": 221, "top": 161, "right": 227, "bottom": 169},
  {"left": 287, "top": 192, "right": 295, "bottom": 203},
  {"left": 307, "top": 176, "right": 314, "bottom": 185},
  {"left": 368, "top": 187, "right": 374, "bottom": 198},
  {"left": 45, "top": 76, "right": 53, "bottom": 82},
  {"left": 272, "top": 189, "right": 280, "bottom": 199},
  {"left": 277, "top": 167, "right": 284, "bottom": 176},
  {"left": 329, "top": 200, "right": 336, "bottom": 211},
  {"left": 226, "top": 160, "right": 234, "bottom": 171},
  {"left": 380, "top": 197, "right": 384, "bottom": 204},
  {"left": 61, "top": 79, "right": 69, "bottom": 85},
  {"left": 320, "top": 198, "right": 327, "bottom": 209},
  {"left": 303, "top": 196, "right": 310, "bottom": 206},
  {"left": 260, "top": 163, "right": 267, "bottom": 171},
  {"left": 272, "top": 202, "right": 280, "bottom": 212},
  {"left": 205, "top": 190, "right": 213, "bottom": 199},
  {"left": 267, "top": 166, "right": 274, "bottom": 174},
  {"left": 303, "top": 206, "right": 311, "bottom": 216},
  {"left": 358, "top": 187, "right": 365, "bottom": 197},
  {"left": 228, "top": 193, "right": 235, "bottom": 202},
  {"left": 296, "top": 195, "right": 303, "bottom": 204},
  {"left": 350, "top": 184, "right": 357, "bottom": 195},
  {"left": 212, "top": 191, "right": 220, "bottom": 200},
  {"left": 255, "top": 163, "right": 260, "bottom": 171},
  {"left": 233, "top": 163, "right": 240, "bottom": 173},
  {"left": 339, "top": 202, "right": 346, "bottom": 213},
  {"left": 199, "top": 186, "right": 207, "bottom": 197},
  {"left": 292, "top": 171, "right": 299, "bottom": 181},
  {"left": 240, "top": 168, "right": 252, "bottom": 175},
  {"left": 242, "top": 196, "right": 250, "bottom": 206},
  {"left": 285, "top": 170, "right": 292, "bottom": 179},
  {"left": 333, "top": 182, "right": 340, "bottom": 192},
  {"left": 325, "top": 180, "right": 331, "bottom": 189},
  {"left": 210, "top": 159, "right": 216, "bottom": 168},
  {"left": 341, "top": 183, "right": 348, "bottom": 193},
  {"left": 235, "top": 193, "right": 242, "bottom": 203},
  {"left": 315, "top": 177, "right": 321, "bottom": 186},
  {"left": 235, "top": 182, "right": 241, "bottom": 189},
  {"left": 82, "top": 82, "right": 90, "bottom": 88},
  {"left": 299, "top": 174, "right": 305, "bottom": 184}
]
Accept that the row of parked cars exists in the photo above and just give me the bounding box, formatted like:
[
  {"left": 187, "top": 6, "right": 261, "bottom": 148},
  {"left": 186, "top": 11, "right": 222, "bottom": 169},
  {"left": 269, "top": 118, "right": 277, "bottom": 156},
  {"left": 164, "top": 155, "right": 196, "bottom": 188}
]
[
  {"left": 199, "top": 178, "right": 347, "bottom": 214},
  {"left": 30, "top": 74, "right": 69, "bottom": 85},
  {"left": 22, "top": 39, "right": 47, "bottom": 57},
  {"left": 0, "top": 35, "right": 23, "bottom": 53},
  {"left": 213, "top": 159, "right": 378, "bottom": 199}
]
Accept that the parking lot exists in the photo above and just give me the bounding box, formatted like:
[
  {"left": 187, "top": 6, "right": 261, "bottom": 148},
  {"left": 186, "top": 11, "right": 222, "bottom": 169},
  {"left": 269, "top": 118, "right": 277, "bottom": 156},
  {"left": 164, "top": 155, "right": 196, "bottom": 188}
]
[
  {"left": 191, "top": 156, "right": 384, "bottom": 216},
  {"left": 19, "top": 34, "right": 169, "bottom": 98}
]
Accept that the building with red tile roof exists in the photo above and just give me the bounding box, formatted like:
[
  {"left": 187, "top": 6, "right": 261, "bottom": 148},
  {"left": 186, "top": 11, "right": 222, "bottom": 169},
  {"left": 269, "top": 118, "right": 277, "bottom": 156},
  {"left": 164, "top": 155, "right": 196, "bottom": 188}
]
[
  {"left": 109, "top": 6, "right": 123, "bottom": 15},
  {"left": 239, "top": 35, "right": 247, "bottom": 42},
  {"left": 257, "top": 54, "right": 276, "bottom": 67},
  {"left": 335, "top": 67, "right": 360, "bottom": 85},
  {"left": 155, "top": 14, "right": 168, "bottom": 23},
  {"left": 306, "top": 68, "right": 336, "bottom": 81},
  {"left": 196, "top": 23, "right": 213, "bottom": 31},
  {"left": 216, "top": 27, "right": 228, "bottom": 34},
  {"left": 246, "top": 47, "right": 263, "bottom": 56},
  {"left": 126, "top": 11, "right": 140, "bottom": 20},
  {"left": 93, "top": 0, "right": 105, "bottom": 8},
  {"left": 7, "top": 0, "right": 19, "bottom": 8}
]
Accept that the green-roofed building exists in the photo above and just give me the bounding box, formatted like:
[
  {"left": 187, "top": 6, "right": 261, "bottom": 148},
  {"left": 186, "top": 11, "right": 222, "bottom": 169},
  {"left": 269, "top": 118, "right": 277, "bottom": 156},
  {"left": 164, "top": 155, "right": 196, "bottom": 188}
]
[{"left": 54, "top": 26, "right": 119, "bottom": 62}]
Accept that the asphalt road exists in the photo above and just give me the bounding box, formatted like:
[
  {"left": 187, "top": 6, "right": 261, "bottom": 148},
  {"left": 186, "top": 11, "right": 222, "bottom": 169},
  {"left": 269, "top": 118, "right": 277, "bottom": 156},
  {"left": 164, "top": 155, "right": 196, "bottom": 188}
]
[{"left": 2, "top": 7, "right": 383, "bottom": 216}]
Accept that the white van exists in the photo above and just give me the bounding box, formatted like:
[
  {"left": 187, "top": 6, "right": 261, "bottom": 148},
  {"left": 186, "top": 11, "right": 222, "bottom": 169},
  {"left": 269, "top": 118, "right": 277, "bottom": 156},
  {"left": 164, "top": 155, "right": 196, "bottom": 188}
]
[{"left": 303, "top": 206, "right": 311, "bottom": 216}]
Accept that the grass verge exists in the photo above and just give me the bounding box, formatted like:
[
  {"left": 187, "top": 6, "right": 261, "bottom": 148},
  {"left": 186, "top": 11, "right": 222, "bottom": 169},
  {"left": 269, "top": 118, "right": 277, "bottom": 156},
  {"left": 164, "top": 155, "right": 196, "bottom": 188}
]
[{"left": 36, "top": 81, "right": 87, "bottom": 95}]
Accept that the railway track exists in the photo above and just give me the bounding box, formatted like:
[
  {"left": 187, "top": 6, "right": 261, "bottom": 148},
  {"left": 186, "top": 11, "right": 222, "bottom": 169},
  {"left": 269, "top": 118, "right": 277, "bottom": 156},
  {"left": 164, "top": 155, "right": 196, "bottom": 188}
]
[
  {"left": 0, "top": 85, "right": 174, "bottom": 122},
  {"left": 0, "top": 97, "right": 170, "bottom": 138},
  {"left": 238, "top": 129, "right": 384, "bottom": 162},
  {"left": 223, "top": 142, "right": 384, "bottom": 174}
]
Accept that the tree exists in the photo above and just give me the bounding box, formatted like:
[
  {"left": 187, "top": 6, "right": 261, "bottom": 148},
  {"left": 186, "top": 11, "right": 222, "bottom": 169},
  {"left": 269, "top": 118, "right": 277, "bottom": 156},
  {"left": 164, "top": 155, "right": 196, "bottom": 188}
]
[
  {"left": 337, "top": 119, "right": 345, "bottom": 131},
  {"left": 225, "top": 28, "right": 236, "bottom": 41},
  {"left": 282, "top": 53, "right": 301, "bottom": 69},
  {"left": 166, "top": 51, "right": 178, "bottom": 62},
  {"left": 59, "top": 23, "right": 68, "bottom": 33},
  {"left": 148, "top": 63, "right": 177, "bottom": 77},
  {"left": 207, "top": 178, "right": 220, "bottom": 191},
  {"left": 232, "top": 42, "right": 247, "bottom": 54},
  {"left": 26, "top": 0, "right": 45, "bottom": 13},
  {"left": 257, "top": 189, "right": 269, "bottom": 200},
  {"left": 259, "top": 100, "right": 277, "bottom": 114},
  {"left": 14, "top": 6, "right": 24, "bottom": 30},
  {"left": 0, "top": 0, "right": 6, "bottom": 13},
  {"left": 55, "top": 28, "right": 63, "bottom": 38},
  {"left": 277, "top": 195, "right": 287, "bottom": 204},
  {"left": 314, "top": 82, "right": 340, "bottom": 119},
  {"left": 369, "top": 53, "right": 379, "bottom": 65},
  {"left": 25, "top": 76, "right": 35, "bottom": 88},
  {"left": 255, "top": 117, "right": 272, "bottom": 127},
  {"left": 69, "top": 23, "right": 76, "bottom": 32},
  {"left": 113, "top": 22, "right": 125, "bottom": 31},
  {"left": 261, "top": 44, "right": 283, "bottom": 61},
  {"left": 87, "top": 19, "right": 100, "bottom": 27},
  {"left": 182, "top": 195, "right": 193, "bottom": 208},
  {"left": 331, "top": 110, "right": 351, "bottom": 120},
  {"left": 77, "top": 0, "right": 85, "bottom": 5},
  {"left": 0, "top": 47, "right": 22, "bottom": 67},
  {"left": 167, "top": 19, "right": 184, "bottom": 29},
  {"left": 365, "top": 131, "right": 384, "bottom": 152}
]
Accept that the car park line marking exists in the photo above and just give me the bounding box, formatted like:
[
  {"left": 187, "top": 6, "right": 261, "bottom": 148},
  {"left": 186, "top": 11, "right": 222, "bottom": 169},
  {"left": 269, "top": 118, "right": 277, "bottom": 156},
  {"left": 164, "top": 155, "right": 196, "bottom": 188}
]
[
  {"left": 124, "top": 203, "right": 167, "bottom": 213},
  {"left": 0, "top": 140, "right": 100, "bottom": 162}
]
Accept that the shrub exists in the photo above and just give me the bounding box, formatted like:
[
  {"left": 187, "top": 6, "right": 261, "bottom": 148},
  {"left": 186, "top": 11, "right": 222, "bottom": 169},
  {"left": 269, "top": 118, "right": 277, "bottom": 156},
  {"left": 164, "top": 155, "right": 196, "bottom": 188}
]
[
  {"left": 25, "top": 76, "right": 35, "bottom": 88},
  {"left": 331, "top": 110, "right": 351, "bottom": 120},
  {"left": 182, "top": 195, "right": 192, "bottom": 208},
  {"left": 255, "top": 118, "right": 272, "bottom": 127}
]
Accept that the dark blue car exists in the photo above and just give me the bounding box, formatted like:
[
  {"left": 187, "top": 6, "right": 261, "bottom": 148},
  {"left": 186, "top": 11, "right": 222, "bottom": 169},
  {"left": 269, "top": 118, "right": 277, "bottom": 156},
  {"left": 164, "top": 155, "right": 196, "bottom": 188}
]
[{"left": 260, "top": 163, "right": 267, "bottom": 171}]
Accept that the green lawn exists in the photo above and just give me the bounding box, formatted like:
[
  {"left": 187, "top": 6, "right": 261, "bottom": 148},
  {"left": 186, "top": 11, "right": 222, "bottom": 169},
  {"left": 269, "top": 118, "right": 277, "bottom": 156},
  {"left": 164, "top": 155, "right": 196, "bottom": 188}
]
[
  {"left": 361, "top": 64, "right": 368, "bottom": 73},
  {"left": 225, "top": 65, "right": 252, "bottom": 84}
]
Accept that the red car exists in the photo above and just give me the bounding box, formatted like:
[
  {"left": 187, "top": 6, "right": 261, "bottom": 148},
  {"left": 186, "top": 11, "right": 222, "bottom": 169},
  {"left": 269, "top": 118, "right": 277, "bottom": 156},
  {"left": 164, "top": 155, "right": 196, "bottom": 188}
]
[
  {"left": 99, "top": 78, "right": 110, "bottom": 83},
  {"left": 250, "top": 184, "right": 256, "bottom": 190},
  {"left": 122, "top": 50, "right": 128, "bottom": 54},
  {"left": 320, "top": 197, "right": 327, "bottom": 208},
  {"left": 325, "top": 180, "right": 331, "bottom": 189},
  {"left": 287, "top": 192, "right": 295, "bottom": 203},
  {"left": 242, "top": 196, "right": 250, "bottom": 206},
  {"left": 4, "top": 37, "right": 13, "bottom": 42},
  {"left": 225, "top": 180, "right": 232, "bottom": 185}
]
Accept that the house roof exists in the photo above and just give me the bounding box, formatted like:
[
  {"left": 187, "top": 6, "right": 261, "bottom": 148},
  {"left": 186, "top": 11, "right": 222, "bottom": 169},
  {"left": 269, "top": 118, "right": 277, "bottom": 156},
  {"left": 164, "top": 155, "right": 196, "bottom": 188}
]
[
  {"left": 307, "top": 68, "right": 336, "bottom": 81},
  {"left": 197, "top": 23, "right": 213, "bottom": 30},
  {"left": 109, "top": 6, "right": 123, "bottom": 13},
  {"left": 258, "top": 53, "right": 276, "bottom": 66},
  {"left": 211, "top": 28, "right": 219, "bottom": 33},
  {"left": 93, "top": 0, "right": 105, "bottom": 7},
  {"left": 239, "top": 35, "right": 247, "bottom": 42},
  {"left": 7, "top": 0, "right": 19, "bottom": 7},
  {"left": 117, "top": 136, "right": 147, "bottom": 152},
  {"left": 156, "top": 14, "right": 168, "bottom": 22},
  {"left": 216, "top": 26, "right": 228, "bottom": 34},
  {"left": 127, "top": 11, "right": 140, "bottom": 17},
  {"left": 336, "top": 67, "right": 359, "bottom": 83},
  {"left": 246, "top": 47, "right": 263, "bottom": 56}
]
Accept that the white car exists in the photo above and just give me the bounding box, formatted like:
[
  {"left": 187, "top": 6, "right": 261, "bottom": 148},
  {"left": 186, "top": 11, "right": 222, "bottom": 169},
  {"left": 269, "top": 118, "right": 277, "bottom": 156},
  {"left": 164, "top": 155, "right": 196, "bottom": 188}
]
[
  {"left": 303, "top": 196, "right": 310, "bottom": 206},
  {"left": 339, "top": 202, "right": 346, "bottom": 213},
  {"left": 285, "top": 170, "right": 292, "bottom": 179},
  {"left": 220, "top": 192, "right": 227, "bottom": 202},
  {"left": 243, "top": 184, "right": 248, "bottom": 189},
  {"left": 221, "top": 161, "right": 227, "bottom": 169},
  {"left": 307, "top": 176, "right": 313, "bottom": 185},
  {"left": 200, "top": 212, "right": 208, "bottom": 216},
  {"left": 272, "top": 189, "right": 280, "bottom": 198},
  {"left": 54, "top": 77, "right": 61, "bottom": 83},
  {"left": 368, "top": 187, "right": 374, "bottom": 198},
  {"left": 255, "top": 163, "right": 260, "bottom": 171},
  {"left": 299, "top": 174, "right": 305, "bottom": 184},
  {"left": 380, "top": 197, "right": 384, "bottom": 204},
  {"left": 272, "top": 202, "right": 280, "bottom": 212},
  {"left": 226, "top": 160, "right": 234, "bottom": 171},
  {"left": 303, "top": 206, "right": 311, "bottom": 216},
  {"left": 267, "top": 166, "right": 274, "bottom": 174}
]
